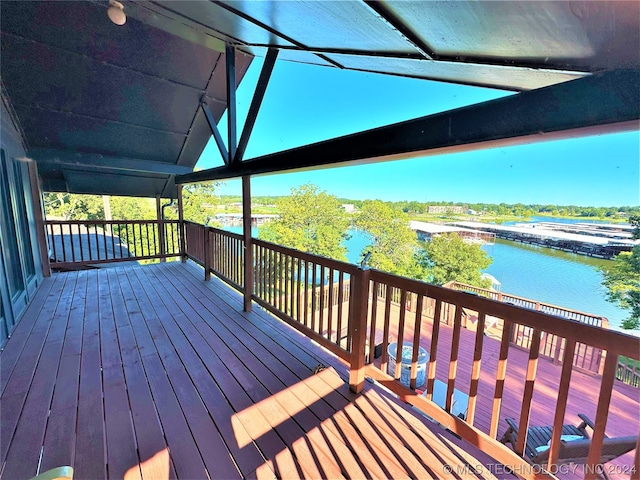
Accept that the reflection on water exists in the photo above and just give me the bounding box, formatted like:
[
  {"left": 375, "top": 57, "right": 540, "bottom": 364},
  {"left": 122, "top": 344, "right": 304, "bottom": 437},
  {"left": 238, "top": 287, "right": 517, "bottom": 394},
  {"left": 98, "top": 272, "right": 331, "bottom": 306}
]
[{"left": 482, "top": 239, "right": 631, "bottom": 333}]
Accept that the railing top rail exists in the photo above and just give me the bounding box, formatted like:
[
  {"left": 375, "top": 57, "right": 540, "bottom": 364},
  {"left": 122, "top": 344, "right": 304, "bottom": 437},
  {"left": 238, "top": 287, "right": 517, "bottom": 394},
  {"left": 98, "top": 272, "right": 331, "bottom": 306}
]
[
  {"left": 253, "top": 238, "right": 359, "bottom": 274},
  {"left": 370, "top": 269, "right": 639, "bottom": 358},
  {"left": 45, "top": 219, "right": 179, "bottom": 225},
  {"left": 183, "top": 222, "right": 245, "bottom": 241},
  {"left": 207, "top": 225, "right": 244, "bottom": 241},
  {"left": 447, "top": 281, "right": 606, "bottom": 322}
]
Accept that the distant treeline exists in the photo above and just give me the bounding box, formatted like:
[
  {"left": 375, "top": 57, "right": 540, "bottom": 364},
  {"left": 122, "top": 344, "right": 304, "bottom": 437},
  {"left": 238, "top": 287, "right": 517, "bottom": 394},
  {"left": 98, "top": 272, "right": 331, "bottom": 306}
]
[{"left": 218, "top": 195, "right": 639, "bottom": 219}]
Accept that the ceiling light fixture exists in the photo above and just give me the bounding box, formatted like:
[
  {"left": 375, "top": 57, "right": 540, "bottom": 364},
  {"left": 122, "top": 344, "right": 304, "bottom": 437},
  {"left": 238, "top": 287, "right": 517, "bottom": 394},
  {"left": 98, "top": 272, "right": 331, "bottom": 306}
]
[{"left": 107, "top": 0, "right": 126, "bottom": 26}]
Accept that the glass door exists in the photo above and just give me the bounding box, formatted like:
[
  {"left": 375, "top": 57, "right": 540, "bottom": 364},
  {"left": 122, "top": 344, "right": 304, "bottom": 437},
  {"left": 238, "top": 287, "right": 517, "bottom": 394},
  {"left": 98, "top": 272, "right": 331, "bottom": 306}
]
[{"left": 0, "top": 150, "right": 28, "bottom": 319}]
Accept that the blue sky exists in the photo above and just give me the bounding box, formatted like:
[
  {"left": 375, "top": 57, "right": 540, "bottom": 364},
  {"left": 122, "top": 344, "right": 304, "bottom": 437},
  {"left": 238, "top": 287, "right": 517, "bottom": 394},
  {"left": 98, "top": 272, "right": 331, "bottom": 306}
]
[{"left": 197, "top": 58, "right": 639, "bottom": 207}]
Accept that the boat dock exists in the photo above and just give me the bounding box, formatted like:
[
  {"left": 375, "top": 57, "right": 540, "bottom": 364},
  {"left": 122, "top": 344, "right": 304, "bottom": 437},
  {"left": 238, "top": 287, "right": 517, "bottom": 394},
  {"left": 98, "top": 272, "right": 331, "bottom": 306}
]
[
  {"left": 450, "top": 221, "right": 638, "bottom": 259},
  {"left": 409, "top": 221, "right": 495, "bottom": 244}
]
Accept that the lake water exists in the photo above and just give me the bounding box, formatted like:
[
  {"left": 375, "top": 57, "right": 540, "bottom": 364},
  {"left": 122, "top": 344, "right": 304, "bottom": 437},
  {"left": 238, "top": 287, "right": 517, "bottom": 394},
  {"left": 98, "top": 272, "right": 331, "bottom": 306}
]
[{"left": 226, "top": 223, "right": 634, "bottom": 334}]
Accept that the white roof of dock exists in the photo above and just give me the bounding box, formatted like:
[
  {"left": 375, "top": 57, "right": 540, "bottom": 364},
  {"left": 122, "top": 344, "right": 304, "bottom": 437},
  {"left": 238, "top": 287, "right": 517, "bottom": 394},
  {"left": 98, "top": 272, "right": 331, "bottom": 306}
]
[
  {"left": 452, "top": 221, "right": 639, "bottom": 246},
  {"left": 409, "top": 221, "right": 483, "bottom": 235}
]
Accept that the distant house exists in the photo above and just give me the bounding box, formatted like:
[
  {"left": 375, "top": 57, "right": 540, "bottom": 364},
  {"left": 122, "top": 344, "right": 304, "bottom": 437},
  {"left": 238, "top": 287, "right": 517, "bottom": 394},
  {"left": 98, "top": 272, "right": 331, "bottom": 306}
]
[
  {"left": 427, "top": 205, "right": 465, "bottom": 214},
  {"left": 342, "top": 204, "right": 357, "bottom": 213}
]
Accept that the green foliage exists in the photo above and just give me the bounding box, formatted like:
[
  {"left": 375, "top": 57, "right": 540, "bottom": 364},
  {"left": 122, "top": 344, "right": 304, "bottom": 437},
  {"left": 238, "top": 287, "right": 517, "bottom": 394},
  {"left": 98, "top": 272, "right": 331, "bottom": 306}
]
[
  {"left": 600, "top": 217, "right": 640, "bottom": 329},
  {"left": 259, "top": 184, "right": 350, "bottom": 260},
  {"left": 354, "top": 200, "right": 422, "bottom": 277},
  {"left": 44, "top": 193, "right": 104, "bottom": 220},
  {"left": 110, "top": 196, "right": 156, "bottom": 220},
  {"left": 601, "top": 245, "right": 640, "bottom": 330},
  {"left": 170, "top": 182, "right": 223, "bottom": 225},
  {"left": 418, "top": 233, "right": 492, "bottom": 287}
]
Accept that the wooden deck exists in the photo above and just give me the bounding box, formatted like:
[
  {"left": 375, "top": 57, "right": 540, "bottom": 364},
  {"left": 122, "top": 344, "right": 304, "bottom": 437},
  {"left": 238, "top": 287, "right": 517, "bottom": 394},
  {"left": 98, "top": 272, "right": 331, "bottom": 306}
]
[{"left": 1, "top": 261, "right": 520, "bottom": 480}]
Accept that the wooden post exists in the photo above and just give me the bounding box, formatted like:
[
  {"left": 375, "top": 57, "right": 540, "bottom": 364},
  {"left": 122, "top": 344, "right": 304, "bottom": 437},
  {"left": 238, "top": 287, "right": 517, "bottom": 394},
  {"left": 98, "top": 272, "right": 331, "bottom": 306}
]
[
  {"left": 156, "top": 196, "right": 166, "bottom": 262},
  {"left": 242, "top": 175, "right": 253, "bottom": 312},
  {"left": 349, "top": 267, "right": 370, "bottom": 394},
  {"left": 102, "top": 195, "right": 112, "bottom": 234},
  {"left": 176, "top": 185, "right": 186, "bottom": 263},
  {"left": 27, "top": 161, "right": 51, "bottom": 277},
  {"left": 203, "top": 226, "right": 211, "bottom": 281}
]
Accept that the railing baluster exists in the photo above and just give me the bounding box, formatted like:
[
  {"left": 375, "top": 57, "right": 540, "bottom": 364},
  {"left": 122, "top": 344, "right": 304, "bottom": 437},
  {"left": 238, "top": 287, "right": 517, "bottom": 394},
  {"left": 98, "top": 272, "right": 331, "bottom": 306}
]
[
  {"left": 102, "top": 222, "right": 108, "bottom": 260},
  {"left": 515, "top": 329, "right": 542, "bottom": 456},
  {"left": 337, "top": 272, "right": 345, "bottom": 348},
  {"left": 284, "top": 254, "right": 290, "bottom": 315},
  {"left": 490, "top": 320, "right": 512, "bottom": 438},
  {"left": 109, "top": 222, "right": 115, "bottom": 260},
  {"left": 394, "top": 290, "right": 408, "bottom": 379},
  {"left": 303, "top": 261, "right": 309, "bottom": 327},
  {"left": 380, "top": 284, "right": 392, "bottom": 376},
  {"left": 446, "top": 304, "right": 463, "bottom": 412},
  {"left": 269, "top": 248, "right": 275, "bottom": 305},
  {"left": 145, "top": 223, "right": 150, "bottom": 256},
  {"left": 327, "top": 267, "right": 334, "bottom": 342},
  {"left": 118, "top": 224, "right": 124, "bottom": 258},
  {"left": 276, "top": 251, "right": 281, "bottom": 311},
  {"left": 60, "top": 223, "right": 67, "bottom": 262},
  {"left": 319, "top": 265, "right": 325, "bottom": 336},
  {"left": 547, "top": 338, "right": 576, "bottom": 468},
  {"left": 367, "top": 280, "right": 378, "bottom": 362},
  {"left": 48, "top": 224, "right": 57, "bottom": 262},
  {"left": 584, "top": 354, "right": 619, "bottom": 480},
  {"left": 261, "top": 245, "right": 266, "bottom": 298},
  {"left": 296, "top": 258, "right": 302, "bottom": 322},
  {"left": 69, "top": 222, "right": 76, "bottom": 262},
  {"left": 466, "top": 311, "right": 486, "bottom": 426},
  {"left": 311, "top": 262, "right": 317, "bottom": 331},
  {"left": 426, "top": 298, "right": 442, "bottom": 402},
  {"left": 409, "top": 294, "right": 424, "bottom": 390}
]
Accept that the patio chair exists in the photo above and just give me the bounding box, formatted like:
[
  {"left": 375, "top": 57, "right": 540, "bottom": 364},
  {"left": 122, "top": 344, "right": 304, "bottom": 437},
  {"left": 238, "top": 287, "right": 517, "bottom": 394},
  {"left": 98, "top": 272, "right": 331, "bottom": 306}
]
[
  {"left": 30, "top": 466, "right": 73, "bottom": 480},
  {"left": 500, "top": 414, "right": 637, "bottom": 478}
]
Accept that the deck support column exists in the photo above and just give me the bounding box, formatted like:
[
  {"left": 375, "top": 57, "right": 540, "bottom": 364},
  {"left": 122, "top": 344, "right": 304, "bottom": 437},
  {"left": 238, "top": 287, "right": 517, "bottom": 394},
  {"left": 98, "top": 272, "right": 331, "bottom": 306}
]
[
  {"left": 204, "top": 226, "right": 211, "bottom": 281},
  {"left": 349, "top": 267, "right": 371, "bottom": 393},
  {"left": 242, "top": 175, "right": 253, "bottom": 312},
  {"left": 156, "top": 196, "right": 166, "bottom": 262},
  {"left": 27, "top": 161, "right": 51, "bottom": 277},
  {"left": 177, "top": 185, "right": 186, "bottom": 263}
]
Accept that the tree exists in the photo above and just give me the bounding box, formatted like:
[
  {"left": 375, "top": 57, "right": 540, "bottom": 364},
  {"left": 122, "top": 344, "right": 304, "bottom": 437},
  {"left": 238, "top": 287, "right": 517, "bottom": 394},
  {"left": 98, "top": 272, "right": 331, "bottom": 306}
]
[
  {"left": 43, "top": 193, "right": 103, "bottom": 220},
  {"left": 601, "top": 216, "right": 640, "bottom": 329},
  {"left": 259, "top": 184, "right": 350, "bottom": 260},
  {"left": 110, "top": 196, "right": 156, "bottom": 220},
  {"left": 173, "top": 181, "right": 224, "bottom": 225},
  {"left": 418, "top": 233, "right": 492, "bottom": 287},
  {"left": 354, "top": 200, "right": 422, "bottom": 277}
]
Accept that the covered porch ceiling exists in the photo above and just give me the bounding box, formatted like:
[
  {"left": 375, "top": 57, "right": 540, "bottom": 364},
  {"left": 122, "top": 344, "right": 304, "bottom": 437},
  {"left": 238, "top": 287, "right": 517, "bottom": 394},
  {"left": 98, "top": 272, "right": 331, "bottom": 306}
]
[{"left": 1, "top": 1, "right": 639, "bottom": 197}]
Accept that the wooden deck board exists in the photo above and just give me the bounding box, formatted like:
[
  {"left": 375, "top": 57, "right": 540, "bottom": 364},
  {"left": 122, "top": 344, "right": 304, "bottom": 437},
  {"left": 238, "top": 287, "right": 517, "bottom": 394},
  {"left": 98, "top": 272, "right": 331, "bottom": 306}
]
[
  {"left": 74, "top": 270, "right": 107, "bottom": 480},
  {"left": 0, "top": 275, "right": 57, "bottom": 394},
  {"left": 4, "top": 261, "right": 634, "bottom": 479}
]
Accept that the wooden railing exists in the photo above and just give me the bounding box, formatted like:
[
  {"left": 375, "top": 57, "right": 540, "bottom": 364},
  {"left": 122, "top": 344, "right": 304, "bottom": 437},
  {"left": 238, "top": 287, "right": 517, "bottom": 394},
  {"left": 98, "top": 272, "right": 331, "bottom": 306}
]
[
  {"left": 45, "top": 219, "right": 181, "bottom": 268},
  {"left": 353, "top": 270, "right": 639, "bottom": 480},
  {"left": 184, "top": 221, "right": 245, "bottom": 290},
  {"left": 251, "top": 238, "right": 358, "bottom": 363},
  {"left": 445, "top": 281, "right": 608, "bottom": 374},
  {"left": 617, "top": 359, "right": 640, "bottom": 388}
]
